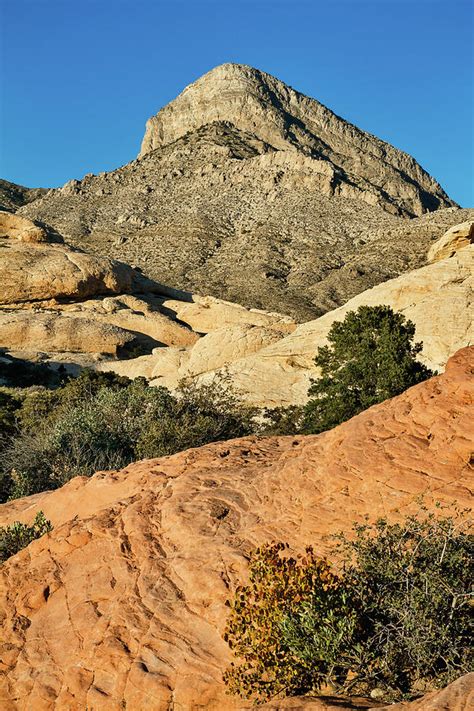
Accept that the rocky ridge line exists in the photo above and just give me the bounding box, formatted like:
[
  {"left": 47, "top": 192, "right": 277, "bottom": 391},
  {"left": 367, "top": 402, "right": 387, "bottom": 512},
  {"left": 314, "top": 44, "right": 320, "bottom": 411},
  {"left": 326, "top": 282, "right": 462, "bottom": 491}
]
[{"left": 141, "top": 63, "right": 454, "bottom": 217}]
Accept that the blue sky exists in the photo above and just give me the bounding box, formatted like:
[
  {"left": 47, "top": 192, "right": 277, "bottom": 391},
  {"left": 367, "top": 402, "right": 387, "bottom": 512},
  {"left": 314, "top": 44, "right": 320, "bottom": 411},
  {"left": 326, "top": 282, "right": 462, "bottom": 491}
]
[{"left": 1, "top": 0, "right": 473, "bottom": 206}]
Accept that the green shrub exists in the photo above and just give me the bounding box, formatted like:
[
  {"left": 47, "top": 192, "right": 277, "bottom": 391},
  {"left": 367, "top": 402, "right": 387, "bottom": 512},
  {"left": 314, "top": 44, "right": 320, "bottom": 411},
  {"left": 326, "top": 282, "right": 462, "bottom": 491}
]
[
  {"left": 0, "top": 390, "right": 25, "bottom": 500},
  {"left": 0, "top": 390, "right": 23, "bottom": 440},
  {"left": 224, "top": 508, "right": 473, "bottom": 703},
  {"left": 259, "top": 405, "right": 304, "bottom": 436},
  {"left": 223, "top": 543, "right": 343, "bottom": 700},
  {"left": 1, "top": 372, "right": 255, "bottom": 501},
  {"left": 329, "top": 508, "right": 474, "bottom": 698},
  {"left": 0, "top": 511, "right": 53, "bottom": 563},
  {"left": 304, "top": 305, "right": 434, "bottom": 434},
  {"left": 15, "top": 388, "right": 59, "bottom": 433}
]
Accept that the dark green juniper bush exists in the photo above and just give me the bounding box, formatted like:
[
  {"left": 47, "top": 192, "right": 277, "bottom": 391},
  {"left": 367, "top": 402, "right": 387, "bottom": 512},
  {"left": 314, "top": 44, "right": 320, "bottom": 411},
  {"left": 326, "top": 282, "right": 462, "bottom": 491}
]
[
  {"left": 260, "top": 404, "right": 304, "bottom": 436},
  {"left": 304, "top": 305, "right": 434, "bottom": 434},
  {"left": 223, "top": 507, "right": 473, "bottom": 703}
]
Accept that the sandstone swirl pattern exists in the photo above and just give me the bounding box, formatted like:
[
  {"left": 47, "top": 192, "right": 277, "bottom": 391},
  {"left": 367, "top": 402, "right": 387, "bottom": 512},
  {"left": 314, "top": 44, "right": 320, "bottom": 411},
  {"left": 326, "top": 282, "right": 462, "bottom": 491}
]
[{"left": 0, "top": 347, "right": 472, "bottom": 710}]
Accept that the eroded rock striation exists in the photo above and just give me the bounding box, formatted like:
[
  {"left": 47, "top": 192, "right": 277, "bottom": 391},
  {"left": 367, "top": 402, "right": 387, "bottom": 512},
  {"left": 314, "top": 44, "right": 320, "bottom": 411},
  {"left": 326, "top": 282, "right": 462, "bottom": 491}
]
[{"left": 0, "top": 347, "right": 472, "bottom": 709}]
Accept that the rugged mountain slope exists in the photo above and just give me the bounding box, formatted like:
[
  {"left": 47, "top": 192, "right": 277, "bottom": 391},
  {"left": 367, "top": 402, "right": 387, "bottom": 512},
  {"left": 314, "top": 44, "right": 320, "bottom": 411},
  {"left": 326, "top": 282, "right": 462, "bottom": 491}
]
[
  {"left": 0, "top": 179, "right": 48, "bottom": 213},
  {"left": 17, "top": 64, "right": 466, "bottom": 320},
  {"left": 140, "top": 64, "right": 453, "bottom": 217},
  {"left": 1, "top": 347, "right": 472, "bottom": 710}
]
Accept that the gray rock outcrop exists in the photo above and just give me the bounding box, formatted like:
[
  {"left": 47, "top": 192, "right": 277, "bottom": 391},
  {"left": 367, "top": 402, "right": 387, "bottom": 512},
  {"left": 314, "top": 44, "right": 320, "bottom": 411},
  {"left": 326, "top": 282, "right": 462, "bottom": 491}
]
[
  {"left": 141, "top": 63, "right": 453, "bottom": 217},
  {"left": 16, "top": 64, "right": 469, "bottom": 321}
]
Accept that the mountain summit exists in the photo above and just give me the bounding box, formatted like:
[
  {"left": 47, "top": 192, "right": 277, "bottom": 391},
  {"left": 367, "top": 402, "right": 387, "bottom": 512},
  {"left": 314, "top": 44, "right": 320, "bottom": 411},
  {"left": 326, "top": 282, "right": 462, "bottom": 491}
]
[
  {"left": 140, "top": 63, "right": 454, "bottom": 217},
  {"left": 18, "top": 64, "right": 468, "bottom": 319}
]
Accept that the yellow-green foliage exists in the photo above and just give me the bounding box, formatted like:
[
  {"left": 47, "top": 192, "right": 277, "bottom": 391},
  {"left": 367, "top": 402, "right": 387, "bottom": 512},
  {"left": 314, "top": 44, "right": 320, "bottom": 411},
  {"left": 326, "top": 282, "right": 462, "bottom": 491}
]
[
  {"left": 223, "top": 542, "right": 347, "bottom": 701},
  {"left": 224, "top": 510, "right": 473, "bottom": 703}
]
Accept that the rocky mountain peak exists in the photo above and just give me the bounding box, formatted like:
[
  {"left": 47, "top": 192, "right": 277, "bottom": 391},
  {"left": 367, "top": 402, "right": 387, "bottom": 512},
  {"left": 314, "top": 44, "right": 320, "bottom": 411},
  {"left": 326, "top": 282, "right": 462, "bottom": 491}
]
[
  {"left": 16, "top": 65, "right": 468, "bottom": 322},
  {"left": 139, "top": 63, "right": 455, "bottom": 217}
]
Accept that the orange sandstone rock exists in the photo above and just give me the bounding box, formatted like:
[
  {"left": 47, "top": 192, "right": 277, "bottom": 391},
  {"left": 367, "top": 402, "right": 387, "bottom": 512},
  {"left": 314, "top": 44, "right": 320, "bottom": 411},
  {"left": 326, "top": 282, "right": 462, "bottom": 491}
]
[{"left": 0, "top": 347, "right": 472, "bottom": 710}]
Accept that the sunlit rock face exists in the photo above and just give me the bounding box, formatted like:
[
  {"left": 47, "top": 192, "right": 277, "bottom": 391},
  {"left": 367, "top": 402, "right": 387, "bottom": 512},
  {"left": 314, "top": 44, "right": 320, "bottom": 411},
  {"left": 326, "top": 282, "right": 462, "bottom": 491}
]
[
  {"left": 140, "top": 63, "right": 454, "bottom": 217},
  {"left": 0, "top": 347, "right": 472, "bottom": 709}
]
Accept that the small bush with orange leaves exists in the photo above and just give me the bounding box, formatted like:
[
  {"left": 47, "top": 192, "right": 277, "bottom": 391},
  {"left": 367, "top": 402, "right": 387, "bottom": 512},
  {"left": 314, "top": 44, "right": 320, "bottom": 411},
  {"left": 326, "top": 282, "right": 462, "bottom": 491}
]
[
  {"left": 223, "top": 542, "right": 357, "bottom": 701},
  {"left": 223, "top": 509, "right": 473, "bottom": 703}
]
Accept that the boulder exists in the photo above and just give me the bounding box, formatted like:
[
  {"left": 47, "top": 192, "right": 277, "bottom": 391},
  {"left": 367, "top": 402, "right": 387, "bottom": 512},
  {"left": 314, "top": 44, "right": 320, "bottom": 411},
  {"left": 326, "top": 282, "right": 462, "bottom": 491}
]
[
  {"left": 186, "top": 324, "right": 284, "bottom": 375},
  {"left": 94, "top": 299, "right": 295, "bottom": 384},
  {"left": 0, "top": 211, "right": 52, "bottom": 243},
  {"left": 428, "top": 220, "right": 474, "bottom": 262},
  {"left": 0, "top": 237, "right": 134, "bottom": 305},
  {"left": 98, "top": 346, "right": 192, "bottom": 388},
  {"left": 0, "top": 311, "right": 137, "bottom": 355},
  {"left": 65, "top": 294, "right": 199, "bottom": 348},
  {"left": 159, "top": 294, "right": 296, "bottom": 334}
]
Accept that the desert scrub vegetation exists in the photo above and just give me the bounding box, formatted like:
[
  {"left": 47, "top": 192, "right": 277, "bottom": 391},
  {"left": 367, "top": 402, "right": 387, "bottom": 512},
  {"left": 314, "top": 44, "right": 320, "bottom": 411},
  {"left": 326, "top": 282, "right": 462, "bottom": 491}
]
[
  {"left": 223, "top": 507, "right": 473, "bottom": 703},
  {"left": 0, "top": 511, "right": 52, "bottom": 563},
  {"left": 303, "top": 305, "right": 434, "bottom": 434},
  {"left": 258, "top": 305, "right": 434, "bottom": 437},
  {"left": 0, "top": 370, "right": 256, "bottom": 501},
  {"left": 0, "top": 305, "right": 437, "bottom": 499}
]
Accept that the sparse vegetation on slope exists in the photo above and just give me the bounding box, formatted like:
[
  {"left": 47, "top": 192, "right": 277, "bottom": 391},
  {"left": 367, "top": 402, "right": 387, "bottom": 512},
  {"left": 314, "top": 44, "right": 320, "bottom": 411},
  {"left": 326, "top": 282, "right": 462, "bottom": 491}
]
[
  {"left": 224, "top": 507, "right": 473, "bottom": 703},
  {"left": 0, "top": 511, "right": 52, "bottom": 563}
]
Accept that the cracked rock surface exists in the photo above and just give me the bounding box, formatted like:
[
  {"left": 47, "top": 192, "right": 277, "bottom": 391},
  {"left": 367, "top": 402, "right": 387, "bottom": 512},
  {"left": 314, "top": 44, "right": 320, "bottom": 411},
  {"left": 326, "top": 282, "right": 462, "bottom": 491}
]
[{"left": 0, "top": 347, "right": 472, "bottom": 710}]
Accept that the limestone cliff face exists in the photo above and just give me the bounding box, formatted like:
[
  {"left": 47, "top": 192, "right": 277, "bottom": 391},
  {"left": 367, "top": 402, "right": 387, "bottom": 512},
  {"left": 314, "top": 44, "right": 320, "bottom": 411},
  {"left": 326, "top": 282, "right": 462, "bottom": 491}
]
[
  {"left": 140, "top": 63, "right": 454, "bottom": 216},
  {"left": 17, "top": 65, "right": 467, "bottom": 321}
]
